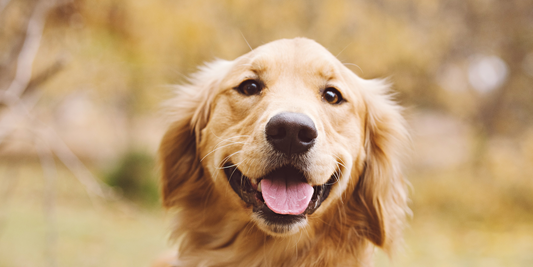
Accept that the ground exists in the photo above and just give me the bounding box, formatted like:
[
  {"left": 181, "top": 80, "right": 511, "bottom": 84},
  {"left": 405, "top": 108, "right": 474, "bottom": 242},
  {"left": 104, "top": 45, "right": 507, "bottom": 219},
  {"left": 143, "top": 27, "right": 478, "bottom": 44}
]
[{"left": 1, "top": 162, "right": 532, "bottom": 267}]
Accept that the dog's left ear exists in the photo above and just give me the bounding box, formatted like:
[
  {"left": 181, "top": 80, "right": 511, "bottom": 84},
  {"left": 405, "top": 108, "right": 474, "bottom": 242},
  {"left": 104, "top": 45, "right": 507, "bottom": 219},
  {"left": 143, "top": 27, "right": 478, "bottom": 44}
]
[
  {"left": 159, "top": 59, "right": 233, "bottom": 208},
  {"left": 347, "top": 79, "right": 410, "bottom": 252}
]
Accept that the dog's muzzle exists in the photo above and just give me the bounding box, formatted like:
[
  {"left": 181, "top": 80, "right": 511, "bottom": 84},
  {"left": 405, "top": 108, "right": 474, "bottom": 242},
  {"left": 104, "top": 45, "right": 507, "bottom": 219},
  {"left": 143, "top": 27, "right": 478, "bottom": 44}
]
[{"left": 223, "top": 163, "right": 334, "bottom": 226}]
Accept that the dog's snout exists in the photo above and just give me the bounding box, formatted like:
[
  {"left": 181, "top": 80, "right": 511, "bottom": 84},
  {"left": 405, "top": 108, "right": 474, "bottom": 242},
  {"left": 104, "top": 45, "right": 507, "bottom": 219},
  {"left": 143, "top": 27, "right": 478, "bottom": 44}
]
[{"left": 265, "top": 112, "right": 317, "bottom": 155}]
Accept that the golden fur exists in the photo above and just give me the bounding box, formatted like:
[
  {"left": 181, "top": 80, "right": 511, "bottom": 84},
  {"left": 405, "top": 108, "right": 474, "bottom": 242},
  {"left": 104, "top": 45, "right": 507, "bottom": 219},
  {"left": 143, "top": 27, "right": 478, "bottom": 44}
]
[{"left": 157, "top": 38, "right": 409, "bottom": 267}]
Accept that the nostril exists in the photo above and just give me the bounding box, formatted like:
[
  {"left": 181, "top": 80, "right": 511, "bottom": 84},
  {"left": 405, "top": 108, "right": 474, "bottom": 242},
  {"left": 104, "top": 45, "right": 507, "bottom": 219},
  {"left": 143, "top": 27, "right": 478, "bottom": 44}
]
[
  {"left": 265, "top": 118, "right": 286, "bottom": 139},
  {"left": 298, "top": 128, "right": 316, "bottom": 143},
  {"left": 268, "top": 127, "right": 286, "bottom": 140}
]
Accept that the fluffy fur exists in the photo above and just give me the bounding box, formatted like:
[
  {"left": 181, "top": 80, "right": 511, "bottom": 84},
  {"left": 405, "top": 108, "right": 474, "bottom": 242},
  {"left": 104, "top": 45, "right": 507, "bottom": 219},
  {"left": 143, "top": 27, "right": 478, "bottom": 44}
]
[{"left": 157, "top": 38, "right": 409, "bottom": 267}]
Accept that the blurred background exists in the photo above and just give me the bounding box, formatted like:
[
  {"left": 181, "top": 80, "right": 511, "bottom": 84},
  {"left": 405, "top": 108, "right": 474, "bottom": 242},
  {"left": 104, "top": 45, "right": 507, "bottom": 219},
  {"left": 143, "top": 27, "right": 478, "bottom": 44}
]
[{"left": 1, "top": 0, "right": 532, "bottom": 266}]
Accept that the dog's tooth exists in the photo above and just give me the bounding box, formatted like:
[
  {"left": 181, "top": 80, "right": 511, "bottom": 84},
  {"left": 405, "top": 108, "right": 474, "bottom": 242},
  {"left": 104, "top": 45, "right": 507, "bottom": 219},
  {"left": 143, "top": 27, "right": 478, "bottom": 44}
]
[{"left": 257, "top": 181, "right": 262, "bottom": 192}]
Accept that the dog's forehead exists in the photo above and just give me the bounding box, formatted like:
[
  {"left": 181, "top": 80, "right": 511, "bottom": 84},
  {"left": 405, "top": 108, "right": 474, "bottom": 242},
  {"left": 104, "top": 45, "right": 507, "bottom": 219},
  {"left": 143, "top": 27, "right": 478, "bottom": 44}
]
[{"left": 241, "top": 38, "right": 342, "bottom": 80}]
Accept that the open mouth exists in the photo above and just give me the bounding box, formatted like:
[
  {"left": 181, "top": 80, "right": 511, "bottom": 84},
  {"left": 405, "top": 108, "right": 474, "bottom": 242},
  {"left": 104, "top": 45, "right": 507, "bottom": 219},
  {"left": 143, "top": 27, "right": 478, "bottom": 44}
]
[{"left": 223, "top": 162, "right": 334, "bottom": 225}]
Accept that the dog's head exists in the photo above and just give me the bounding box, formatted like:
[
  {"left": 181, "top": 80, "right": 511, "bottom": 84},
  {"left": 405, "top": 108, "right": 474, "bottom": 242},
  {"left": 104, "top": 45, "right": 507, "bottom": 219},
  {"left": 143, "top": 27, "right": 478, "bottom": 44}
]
[{"left": 160, "top": 38, "right": 408, "bottom": 250}]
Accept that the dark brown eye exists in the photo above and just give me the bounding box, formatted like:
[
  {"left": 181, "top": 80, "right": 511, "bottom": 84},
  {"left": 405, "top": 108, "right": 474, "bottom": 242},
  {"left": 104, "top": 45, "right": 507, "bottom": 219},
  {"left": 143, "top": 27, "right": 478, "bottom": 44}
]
[
  {"left": 322, "top": 87, "right": 343, "bottom": 104},
  {"left": 237, "top": 80, "right": 263, "bottom": 96}
]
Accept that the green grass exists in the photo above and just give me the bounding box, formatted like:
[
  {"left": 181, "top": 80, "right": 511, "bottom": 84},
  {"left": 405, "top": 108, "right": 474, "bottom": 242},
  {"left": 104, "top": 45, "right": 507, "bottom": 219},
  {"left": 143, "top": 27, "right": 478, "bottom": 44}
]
[
  {"left": 1, "top": 162, "right": 532, "bottom": 266},
  {"left": 0, "top": 162, "right": 170, "bottom": 267},
  {"left": 377, "top": 166, "right": 533, "bottom": 267}
]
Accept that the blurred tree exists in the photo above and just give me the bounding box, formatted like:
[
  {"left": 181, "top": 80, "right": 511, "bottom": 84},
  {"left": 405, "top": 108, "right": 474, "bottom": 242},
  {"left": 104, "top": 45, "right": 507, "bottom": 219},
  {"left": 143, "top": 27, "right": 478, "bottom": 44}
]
[
  {"left": 105, "top": 150, "right": 159, "bottom": 205},
  {"left": 2, "top": 0, "right": 532, "bottom": 168}
]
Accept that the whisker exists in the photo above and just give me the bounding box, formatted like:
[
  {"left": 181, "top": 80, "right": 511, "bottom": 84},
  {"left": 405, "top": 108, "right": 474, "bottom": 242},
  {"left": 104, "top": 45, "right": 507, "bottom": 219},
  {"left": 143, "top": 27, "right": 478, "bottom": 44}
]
[
  {"left": 325, "top": 162, "right": 342, "bottom": 185},
  {"left": 219, "top": 151, "right": 244, "bottom": 169},
  {"left": 225, "top": 158, "right": 247, "bottom": 186},
  {"left": 333, "top": 160, "right": 346, "bottom": 201},
  {"left": 212, "top": 133, "right": 250, "bottom": 142},
  {"left": 200, "top": 141, "right": 246, "bottom": 162},
  {"left": 239, "top": 30, "right": 253, "bottom": 52},
  {"left": 213, "top": 151, "right": 241, "bottom": 182},
  {"left": 199, "top": 132, "right": 250, "bottom": 163},
  {"left": 210, "top": 134, "right": 249, "bottom": 148},
  {"left": 221, "top": 154, "right": 245, "bottom": 199},
  {"left": 336, "top": 42, "right": 353, "bottom": 58},
  {"left": 218, "top": 159, "right": 247, "bottom": 175},
  {"left": 332, "top": 155, "right": 350, "bottom": 201},
  {"left": 209, "top": 130, "right": 250, "bottom": 145},
  {"left": 332, "top": 155, "right": 348, "bottom": 169},
  {"left": 238, "top": 158, "right": 251, "bottom": 189},
  {"left": 342, "top": 62, "right": 364, "bottom": 74},
  {"left": 219, "top": 160, "right": 246, "bottom": 169},
  {"left": 335, "top": 164, "right": 345, "bottom": 205}
]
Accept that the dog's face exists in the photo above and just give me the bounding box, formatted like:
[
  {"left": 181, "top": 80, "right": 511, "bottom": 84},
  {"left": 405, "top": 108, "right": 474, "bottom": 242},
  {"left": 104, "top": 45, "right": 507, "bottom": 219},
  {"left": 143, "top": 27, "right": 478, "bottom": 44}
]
[
  {"left": 199, "top": 39, "right": 367, "bottom": 235},
  {"left": 160, "top": 38, "right": 408, "bottom": 250}
]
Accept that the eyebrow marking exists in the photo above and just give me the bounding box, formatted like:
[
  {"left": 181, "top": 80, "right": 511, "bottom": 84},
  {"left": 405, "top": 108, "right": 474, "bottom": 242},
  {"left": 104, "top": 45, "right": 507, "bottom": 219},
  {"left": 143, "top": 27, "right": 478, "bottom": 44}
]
[
  {"left": 317, "top": 65, "right": 337, "bottom": 81},
  {"left": 249, "top": 58, "right": 268, "bottom": 75}
]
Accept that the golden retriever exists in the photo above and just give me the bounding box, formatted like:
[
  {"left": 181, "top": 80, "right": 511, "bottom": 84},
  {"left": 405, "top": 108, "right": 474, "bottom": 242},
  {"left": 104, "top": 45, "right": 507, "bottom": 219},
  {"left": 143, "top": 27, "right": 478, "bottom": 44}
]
[{"left": 158, "top": 38, "right": 409, "bottom": 267}]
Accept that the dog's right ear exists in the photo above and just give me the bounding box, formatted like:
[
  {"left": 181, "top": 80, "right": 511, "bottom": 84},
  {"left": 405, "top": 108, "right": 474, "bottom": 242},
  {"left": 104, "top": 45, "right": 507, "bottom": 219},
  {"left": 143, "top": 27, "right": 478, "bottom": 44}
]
[{"left": 159, "top": 59, "right": 233, "bottom": 207}]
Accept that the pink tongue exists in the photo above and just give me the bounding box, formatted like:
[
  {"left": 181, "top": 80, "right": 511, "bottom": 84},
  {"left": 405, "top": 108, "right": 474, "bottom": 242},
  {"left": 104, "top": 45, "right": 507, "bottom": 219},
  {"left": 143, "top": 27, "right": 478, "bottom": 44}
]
[{"left": 261, "top": 178, "right": 314, "bottom": 215}]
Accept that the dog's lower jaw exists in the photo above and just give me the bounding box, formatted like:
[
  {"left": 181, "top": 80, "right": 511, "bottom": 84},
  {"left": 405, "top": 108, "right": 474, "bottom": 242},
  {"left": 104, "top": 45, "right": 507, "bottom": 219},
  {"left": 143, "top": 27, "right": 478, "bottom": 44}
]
[{"left": 251, "top": 212, "right": 308, "bottom": 237}]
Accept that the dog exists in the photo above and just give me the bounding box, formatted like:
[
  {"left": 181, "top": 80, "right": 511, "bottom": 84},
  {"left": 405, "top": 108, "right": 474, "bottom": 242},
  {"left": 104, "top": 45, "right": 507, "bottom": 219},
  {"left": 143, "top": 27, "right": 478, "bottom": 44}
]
[{"left": 158, "top": 38, "right": 409, "bottom": 267}]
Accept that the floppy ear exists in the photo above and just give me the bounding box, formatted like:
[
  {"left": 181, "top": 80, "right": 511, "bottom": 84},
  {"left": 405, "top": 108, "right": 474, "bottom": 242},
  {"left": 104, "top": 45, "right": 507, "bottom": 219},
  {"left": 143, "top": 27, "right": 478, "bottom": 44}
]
[
  {"left": 159, "top": 59, "right": 233, "bottom": 207},
  {"left": 347, "top": 79, "right": 410, "bottom": 252}
]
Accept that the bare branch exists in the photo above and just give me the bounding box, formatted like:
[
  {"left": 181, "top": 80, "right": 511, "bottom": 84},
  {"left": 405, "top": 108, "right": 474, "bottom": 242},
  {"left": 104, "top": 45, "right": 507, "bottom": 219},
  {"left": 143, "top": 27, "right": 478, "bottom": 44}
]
[
  {"left": 0, "top": 102, "right": 116, "bottom": 204},
  {"left": 0, "top": 0, "right": 114, "bottom": 204},
  {"left": 2, "top": 0, "right": 55, "bottom": 104},
  {"left": 24, "top": 60, "right": 65, "bottom": 98},
  {"left": 0, "top": 91, "right": 42, "bottom": 145},
  {"left": 0, "top": 0, "right": 12, "bottom": 15},
  {"left": 45, "top": 127, "right": 116, "bottom": 200}
]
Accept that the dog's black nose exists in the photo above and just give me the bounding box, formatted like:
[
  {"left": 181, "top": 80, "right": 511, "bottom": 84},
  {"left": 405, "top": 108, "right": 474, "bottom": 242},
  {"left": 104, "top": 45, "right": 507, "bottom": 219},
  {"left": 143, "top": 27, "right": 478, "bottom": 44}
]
[{"left": 265, "top": 112, "right": 318, "bottom": 155}]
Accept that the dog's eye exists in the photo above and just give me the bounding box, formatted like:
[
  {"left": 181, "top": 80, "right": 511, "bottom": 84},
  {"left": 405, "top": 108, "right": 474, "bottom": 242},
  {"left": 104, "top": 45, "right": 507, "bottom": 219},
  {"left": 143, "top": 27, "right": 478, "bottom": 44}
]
[
  {"left": 322, "top": 87, "right": 343, "bottom": 104},
  {"left": 237, "top": 80, "right": 263, "bottom": 96}
]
